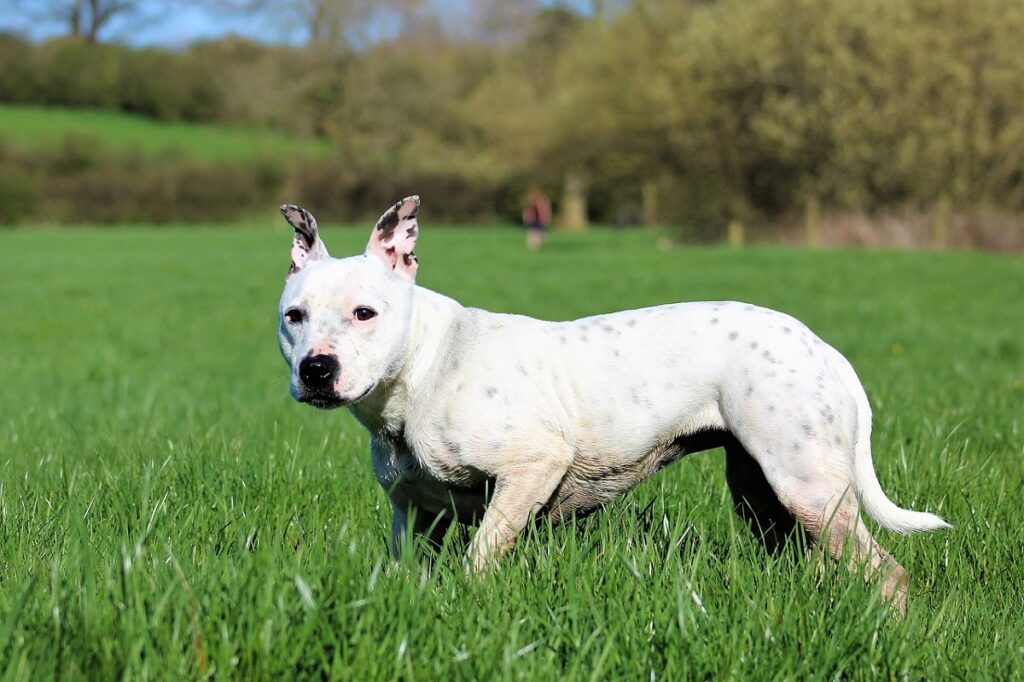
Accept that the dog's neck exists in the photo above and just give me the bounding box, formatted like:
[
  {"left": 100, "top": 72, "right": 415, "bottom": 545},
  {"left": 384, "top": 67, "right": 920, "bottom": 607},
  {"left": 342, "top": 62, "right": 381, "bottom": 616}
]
[{"left": 349, "top": 285, "right": 465, "bottom": 436}]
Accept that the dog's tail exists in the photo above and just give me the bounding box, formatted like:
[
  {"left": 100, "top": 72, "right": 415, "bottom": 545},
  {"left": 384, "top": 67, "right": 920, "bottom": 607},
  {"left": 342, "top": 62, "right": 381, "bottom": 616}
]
[{"left": 837, "top": 352, "right": 952, "bottom": 534}]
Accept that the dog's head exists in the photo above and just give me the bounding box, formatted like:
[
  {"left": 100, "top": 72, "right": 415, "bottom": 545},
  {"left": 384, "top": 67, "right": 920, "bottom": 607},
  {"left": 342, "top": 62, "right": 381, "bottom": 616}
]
[{"left": 277, "top": 197, "right": 420, "bottom": 409}]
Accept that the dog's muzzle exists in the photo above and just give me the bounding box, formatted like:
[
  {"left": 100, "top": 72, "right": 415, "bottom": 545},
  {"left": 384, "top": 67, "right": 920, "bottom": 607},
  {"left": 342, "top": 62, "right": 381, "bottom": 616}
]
[
  {"left": 299, "top": 353, "right": 339, "bottom": 388},
  {"left": 297, "top": 354, "right": 343, "bottom": 408}
]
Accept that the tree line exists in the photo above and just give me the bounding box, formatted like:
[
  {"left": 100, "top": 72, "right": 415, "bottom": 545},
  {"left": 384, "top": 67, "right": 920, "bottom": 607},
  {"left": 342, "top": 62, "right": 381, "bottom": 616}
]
[{"left": 1, "top": 0, "right": 1023, "bottom": 247}]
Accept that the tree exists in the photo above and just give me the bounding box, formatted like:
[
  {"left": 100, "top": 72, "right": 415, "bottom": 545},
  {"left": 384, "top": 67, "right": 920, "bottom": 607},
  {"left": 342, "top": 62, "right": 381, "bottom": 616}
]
[
  {"left": 4, "top": 0, "right": 158, "bottom": 42},
  {"left": 204, "top": 0, "right": 425, "bottom": 50}
]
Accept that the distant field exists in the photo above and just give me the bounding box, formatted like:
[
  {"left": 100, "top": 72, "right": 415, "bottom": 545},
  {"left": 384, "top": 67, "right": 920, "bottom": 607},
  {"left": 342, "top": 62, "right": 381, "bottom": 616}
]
[
  {"left": 0, "top": 104, "right": 332, "bottom": 161},
  {"left": 0, "top": 226, "right": 1022, "bottom": 678}
]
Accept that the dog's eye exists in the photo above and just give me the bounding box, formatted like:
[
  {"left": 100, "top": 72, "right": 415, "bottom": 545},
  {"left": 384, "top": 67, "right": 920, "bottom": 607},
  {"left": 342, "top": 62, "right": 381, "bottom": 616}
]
[
  {"left": 285, "top": 308, "right": 305, "bottom": 324},
  {"left": 353, "top": 306, "right": 377, "bottom": 322}
]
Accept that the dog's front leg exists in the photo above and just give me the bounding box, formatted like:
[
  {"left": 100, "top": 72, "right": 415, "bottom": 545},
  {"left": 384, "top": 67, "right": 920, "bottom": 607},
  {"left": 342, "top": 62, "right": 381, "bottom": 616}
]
[
  {"left": 466, "top": 460, "right": 568, "bottom": 572},
  {"left": 389, "top": 504, "right": 409, "bottom": 559},
  {"left": 389, "top": 502, "right": 453, "bottom": 559}
]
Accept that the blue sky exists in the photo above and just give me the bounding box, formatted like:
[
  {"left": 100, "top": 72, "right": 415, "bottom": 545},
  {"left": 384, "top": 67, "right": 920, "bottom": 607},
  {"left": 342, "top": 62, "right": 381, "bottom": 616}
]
[
  {"left": 0, "top": 1, "right": 596, "bottom": 47},
  {"left": 0, "top": 3, "right": 297, "bottom": 46}
]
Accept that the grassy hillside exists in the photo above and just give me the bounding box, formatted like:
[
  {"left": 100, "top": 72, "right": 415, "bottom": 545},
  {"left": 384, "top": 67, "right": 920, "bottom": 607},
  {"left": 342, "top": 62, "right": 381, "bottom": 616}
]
[
  {"left": 0, "top": 104, "right": 331, "bottom": 161},
  {"left": 0, "top": 226, "right": 1021, "bottom": 678}
]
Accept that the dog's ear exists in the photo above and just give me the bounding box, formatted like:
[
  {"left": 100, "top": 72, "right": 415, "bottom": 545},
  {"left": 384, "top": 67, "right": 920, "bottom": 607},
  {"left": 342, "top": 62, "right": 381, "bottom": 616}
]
[
  {"left": 280, "top": 204, "right": 329, "bottom": 278},
  {"left": 366, "top": 195, "right": 420, "bottom": 280}
]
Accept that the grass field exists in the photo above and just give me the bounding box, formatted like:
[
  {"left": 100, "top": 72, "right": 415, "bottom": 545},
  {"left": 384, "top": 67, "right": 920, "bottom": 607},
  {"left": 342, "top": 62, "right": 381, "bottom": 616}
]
[
  {"left": 1, "top": 225, "right": 1022, "bottom": 679},
  {"left": 0, "top": 105, "right": 331, "bottom": 161}
]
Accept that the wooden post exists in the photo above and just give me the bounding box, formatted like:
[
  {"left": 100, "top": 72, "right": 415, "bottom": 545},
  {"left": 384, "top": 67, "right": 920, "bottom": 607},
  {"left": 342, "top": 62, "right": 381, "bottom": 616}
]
[
  {"left": 641, "top": 179, "right": 659, "bottom": 227},
  {"left": 559, "top": 172, "right": 588, "bottom": 231},
  {"left": 804, "top": 195, "right": 820, "bottom": 247},
  {"left": 727, "top": 219, "right": 745, "bottom": 247},
  {"left": 932, "top": 194, "right": 951, "bottom": 249}
]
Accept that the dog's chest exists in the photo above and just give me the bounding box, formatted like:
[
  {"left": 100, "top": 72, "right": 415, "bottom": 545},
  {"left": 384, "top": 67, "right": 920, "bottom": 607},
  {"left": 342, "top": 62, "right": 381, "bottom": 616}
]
[{"left": 371, "top": 433, "right": 491, "bottom": 520}]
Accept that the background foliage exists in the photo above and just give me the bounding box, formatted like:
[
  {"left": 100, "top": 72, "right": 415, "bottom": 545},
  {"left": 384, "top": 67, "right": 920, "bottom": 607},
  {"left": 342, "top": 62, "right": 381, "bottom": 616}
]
[{"left": 2, "top": 0, "right": 1024, "bottom": 243}]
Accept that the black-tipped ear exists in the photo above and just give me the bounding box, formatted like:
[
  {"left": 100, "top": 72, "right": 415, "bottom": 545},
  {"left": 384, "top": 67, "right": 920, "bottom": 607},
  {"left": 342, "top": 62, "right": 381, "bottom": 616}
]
[
  {"left": 280, "top": 204, "right": 329, "bottom": 278},
  {"left": 366, "top": 196, "right": 420, "bottom": 280}
]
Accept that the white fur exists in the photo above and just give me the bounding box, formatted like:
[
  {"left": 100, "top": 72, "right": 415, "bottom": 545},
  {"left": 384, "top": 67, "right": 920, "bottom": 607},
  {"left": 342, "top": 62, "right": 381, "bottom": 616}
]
[{"left": 277, "top": 200, "right": 949, "bottom": 610}]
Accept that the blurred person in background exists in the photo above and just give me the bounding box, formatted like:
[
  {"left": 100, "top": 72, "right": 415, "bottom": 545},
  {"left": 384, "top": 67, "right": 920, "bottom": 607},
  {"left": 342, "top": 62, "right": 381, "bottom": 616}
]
[{"left": 523, "top": 185, "right": 552, "bottom": 250}]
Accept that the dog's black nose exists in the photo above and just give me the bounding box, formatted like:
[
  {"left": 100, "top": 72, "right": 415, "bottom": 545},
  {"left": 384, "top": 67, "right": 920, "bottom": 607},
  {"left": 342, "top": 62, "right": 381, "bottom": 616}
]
[{"left": 299, "top": 354, "right": 339, "bottom": 389}]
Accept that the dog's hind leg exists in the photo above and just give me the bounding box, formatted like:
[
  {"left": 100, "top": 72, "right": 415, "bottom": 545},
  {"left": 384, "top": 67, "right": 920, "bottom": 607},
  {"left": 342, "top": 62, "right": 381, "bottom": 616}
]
[
  {"left": 738, "top": 451, "right": 910, "bottom": 614},
  {"left": 724, "top": 439, "right": 907, "bottom": 611},
  {"left": 786, "top": 489, "right": 909, "bottom": 615},
  {"left": 725, "top": 403, "right": 910, "bottom": 614},
  {"left": 723, "top": 435, "right": 805, "bottom": 554}
]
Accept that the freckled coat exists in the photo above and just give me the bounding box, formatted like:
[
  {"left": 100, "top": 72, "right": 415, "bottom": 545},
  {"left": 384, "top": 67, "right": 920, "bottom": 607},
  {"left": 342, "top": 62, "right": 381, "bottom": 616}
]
[
  {"left": 353, "top": 293, "right": 853, "bottom": 526},
  {"left": 279, "top": 197, "right": 949, "bottom": 614}
]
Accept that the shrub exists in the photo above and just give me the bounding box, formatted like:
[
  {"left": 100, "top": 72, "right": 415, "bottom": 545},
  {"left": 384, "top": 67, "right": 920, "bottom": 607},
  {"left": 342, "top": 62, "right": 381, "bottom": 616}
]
[
  {"left": 117, "top": 48, "right": 225, "bottom": 122},
  {"left": 0, "top": 135, "right": 286, "bottom": 224},
  {"left": 33, "top": 39, "right": 123, "bottom": 109},
  {"left": 0, "top": 34, "right": 36, "bottom": 103},
  {"left": 0, "top": 164, "right": 37, "bottom": 224},
  {"left": 289, "top": 159, "right": 504, "bottom": 224},
  {"left": 44, "top": 133, "right": 104, "bottom": 175},
  {"left": 46, "top": 153, "right": 283, "bottom": 224}
]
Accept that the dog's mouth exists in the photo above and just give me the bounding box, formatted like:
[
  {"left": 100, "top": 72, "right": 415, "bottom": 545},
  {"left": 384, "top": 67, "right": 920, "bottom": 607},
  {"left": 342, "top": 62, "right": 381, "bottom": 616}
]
[
  {"left": 299, "top": 393, "right": 346, "bottom": 409},
  {"left": 298, "top": 383, "right": 375, "bottom": 410}
]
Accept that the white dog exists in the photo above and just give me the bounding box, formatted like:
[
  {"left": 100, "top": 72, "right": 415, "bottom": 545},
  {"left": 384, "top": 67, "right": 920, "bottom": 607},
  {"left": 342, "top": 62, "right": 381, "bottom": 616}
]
[{"left": 277, "top": 197, "right": 950, "bottom": 613}]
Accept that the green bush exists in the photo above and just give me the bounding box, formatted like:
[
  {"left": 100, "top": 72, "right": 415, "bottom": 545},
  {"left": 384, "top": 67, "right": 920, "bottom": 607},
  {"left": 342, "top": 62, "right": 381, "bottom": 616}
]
[
  {"left": 117, "top": 48, "right": 225, "bottom": 122},
  {"left": 0, "top": 34, "right": 36, "bottom": 103},
  {"left": 2, "top": 1, "right": 1024, "bottom": 237},
  {"left": 290, "top": 159, "right": 504, "bottom": 224},
  {"left": 0, "top": 134, "right": 286, "bottom": 224},
  {"left": 47, "top": 154, "right": 281, "bottom": 224},
  {"left": 0, "top": 38, "right": 230, "bottom": 124},
  {"left": 44, "top": 132, "right": 104, "bottom": 174},
  {"left": 33, "top": 39, "right": 123, "bottom": 109},
  {"left": 566, "top": 0, "right": 1024, "bottom": 231},
  {"left": 0, "top": 164, "right": 37, "bottom": 224}
]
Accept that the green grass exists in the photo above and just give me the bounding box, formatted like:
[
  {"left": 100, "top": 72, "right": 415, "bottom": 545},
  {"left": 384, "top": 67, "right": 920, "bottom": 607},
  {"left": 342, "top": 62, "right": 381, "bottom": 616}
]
[
  {"left": 1, "top": 225, "right": 1022, "bottom": 679},
  {"left": 0, "top": 105, "right": 331, "bottom": 161}
]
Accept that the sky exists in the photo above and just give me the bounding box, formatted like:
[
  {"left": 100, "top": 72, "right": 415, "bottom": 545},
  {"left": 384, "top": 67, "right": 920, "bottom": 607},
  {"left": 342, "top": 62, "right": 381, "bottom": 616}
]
[
  {"left": 0, "top": 1, "right": 597, "bottom": 48},
  {"left": 1, "top": 3, "right": 300, "bottom": 46}
]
